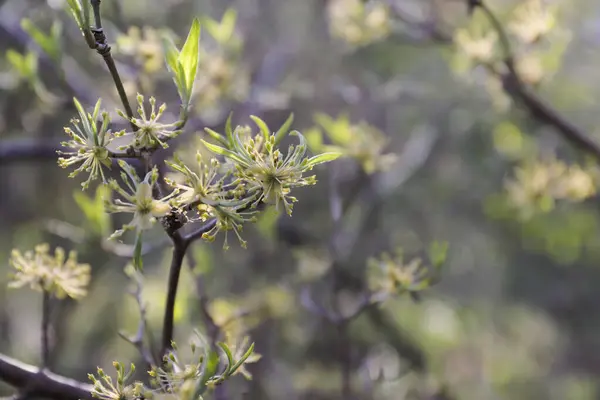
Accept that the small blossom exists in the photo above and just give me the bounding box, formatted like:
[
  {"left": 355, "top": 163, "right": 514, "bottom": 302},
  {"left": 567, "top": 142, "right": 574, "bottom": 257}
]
[
  {"left": 204, "top": 124, "right": 338, "bottom": 216},
  {"left": 8, "top": 244, "right": 91, "bottom": 299},
  {"left": 105, "top": 160, "right": 178, "bottom": 238},
  {"left": 57, "top": 98, "right": 124, "bottom": 190},
  {"left": 508, "top": 0, "right": 555, "bottom": 44},
  {"left": 166, "top": 153, "right": 256, "bottom": 249},
  {"left": 117, "top": 94, "right": 182, "bottom": 150},
  {"left": 454, "top": 29, "right": 498, "bottom": 63},
  {"left": 367, "top": 245, "right": 444, "bottom": 296},
  {"left": 307, "top": 113, "right": 396, "bottom": 174},
  {"left": 116, "top": 26, "right": 166, "bottom": 74},
  {"left": 150, "top": 338, "right": 205, "bottom": 395},
  {"left": 88, "top": 362, "right": 146, "bottom": 400},
  {"left": 328, "top": 0, "right": 391, "bottom": 47}
]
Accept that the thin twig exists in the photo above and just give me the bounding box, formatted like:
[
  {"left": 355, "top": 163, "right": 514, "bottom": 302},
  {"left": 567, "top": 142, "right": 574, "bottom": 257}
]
[
  {"left": 118, "top": 269, "right": 158, "bottom": 368},
  {"left": 0, "top": 353, "right": 93, "bottom": 400},
  {"left": 89, "top": 0, "right": 135, "bottom": 130},
  {"left": 475, "top": 1, "right": 600, "bottom": 162}
]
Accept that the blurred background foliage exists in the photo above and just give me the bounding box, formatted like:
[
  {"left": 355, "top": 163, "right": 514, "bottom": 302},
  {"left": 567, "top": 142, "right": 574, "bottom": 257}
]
[{"left": 2, "top": 0, "right": 600, "bottom": 399}]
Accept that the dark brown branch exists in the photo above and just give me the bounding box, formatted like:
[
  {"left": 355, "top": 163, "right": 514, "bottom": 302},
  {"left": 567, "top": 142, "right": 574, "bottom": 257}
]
[
  {"left": 160, "top": 232, "right": 189, "bottom": 360},
  {"left": 41, "top": 291, "right": 51, "bottom": 369},
  {"left": 0, "top": 353, "right": 93, "bottom": 400},
  {"left": 90, "top": 0, "right": 135, "bottom": 129}
]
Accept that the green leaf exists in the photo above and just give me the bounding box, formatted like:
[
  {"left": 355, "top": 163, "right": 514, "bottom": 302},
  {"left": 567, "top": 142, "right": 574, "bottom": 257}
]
[
  {"left": 217, "top": 342, "right": 235, "bottom": 375},
  {"left": 225, "top": 112, "right": 234, "bottom": 146},
  {"left": 178, "top": 18, "right": 201, "bottom": 104},
  {"left": 305, "top": 152, "right": 342, "bottom": 167},
  {"left": 162, "top": 36, "right": 180, "bottom": 76},
  {"left": 196, "top": 350, "right": 220, "bottom": 395},
  {"left": 201, "top": 140, "right": 246, "bottom": 164},
  {"left": 229, "top": 342, "right": 255, "bottom": 374},
  {"left": 73, "top": 185, "right": 110, "bottom": 236},
  {"left": 21, "top": 18, "right": 62, "bottom": 62},
  {"left": 274, "top": 113, "right": 294, "bottom": 145},
  {"left": 217, "top": 8, "right": 238, "bottom": 43},
  {"left": 428, "top": 241, "right": 449, "bottom": 269},
  {"left": 203, "top": 127, "right": 228, "bottom": 147},
  {"left": 133, "top": 232, "right": 144, "bottom": 271},
  {"left": 250, "top": 115, "right": 271, "bottom": 142}
]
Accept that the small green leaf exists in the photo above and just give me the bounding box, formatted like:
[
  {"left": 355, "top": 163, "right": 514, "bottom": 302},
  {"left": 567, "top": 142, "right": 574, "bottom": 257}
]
[
  {"left": 225, "top": 112, "right": 234, "bottom": 146},
  {"left": 250, "top": 115, "right": 271, "bottom": 142},
  {"left": 21, "top": 19, "right": 62, "bottom": 62},
  {"left": 217, "top": 342, "right": 235, "bottom": 375},
  {"left": 178, "top": 18, "right": 201, "bottom": 104},
  {"left": 133, "top": 232, "right": 144, "bottom": 271},
  {"left": 203, "top": 128, "right": 228, "bottom": 147},
  {"left": 201, "top": 140, "right": 246, "bottom": 164},
  {"left": 162, "top": 36, "right": 180, "bottom": 76},
  {"left": 306, "top": 152, "right": 342, "bottom": 167},
  {"left": 218, "top": 8, "right": 238, "bottom": 42},
  {"left": 229, "top": 342, "right": 255, "bottom": 374},
  {"left": 428, "top": 241, "right": 449, "bottom": 268},
  {"left": 274, "top": 113, "right": 294, "bottom": 145}
]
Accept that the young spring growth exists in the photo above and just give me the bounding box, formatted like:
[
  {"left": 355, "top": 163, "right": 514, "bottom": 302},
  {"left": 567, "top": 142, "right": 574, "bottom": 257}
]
[
  {"left": 66, "top": 0, "right": 95, "bottom": 48},
  {"left": 150, "top": 339, "right": 205, "bottom": 395},
  {"left": 117, "top": 94, "right": 182, "bottom": 150},
  {"left": 88, "top": 362, "right": 146, "bottom": 400},
  {"left": 162, "top": 18, "right": 201, "bottom": 111},
  {"left": 165, "top": 153, "right": 230, "bottom": 207},
  {"left": 105, "top": 160, "right": 178, "bottom": 240},
  {"left": 201, "top": 115, "right": 340, "bottom": 216},
  {"left": 8, "top": 244, "right": 91, "bottom": 300},
  {"left": 57, "top": 98, "right": 124, "bottom": 190}
]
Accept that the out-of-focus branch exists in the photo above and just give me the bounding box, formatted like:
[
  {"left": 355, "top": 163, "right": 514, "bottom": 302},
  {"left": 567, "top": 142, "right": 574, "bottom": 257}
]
[
  {"left": 475, "top": 1, "right": 600, "bottom": 162},
  {"left": 387, "top": 0, "right": 453, "bottom": 44},
  {"left": 40, "top": 291, "right": 51, "bottom": 369},
  {"left": 0, "top": 353, "right": 93, "bottom": 400}
]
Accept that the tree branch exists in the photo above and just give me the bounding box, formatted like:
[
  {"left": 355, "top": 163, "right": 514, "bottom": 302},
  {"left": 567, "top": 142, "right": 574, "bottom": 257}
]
[
  {"left": 40, "top": 291, "right": 51, "bottom": 369},
  {"left": 90, "top": 0, "right": 135, "bottom": 129},
  {"left": 0, "top": 353, "right": 93, "bottom": 400},
  {"left": 160, "top": 232, "right": 189, "bottom": 360},
  {"left": 476, "top": 1, "right": 600, "bottom": 162}
]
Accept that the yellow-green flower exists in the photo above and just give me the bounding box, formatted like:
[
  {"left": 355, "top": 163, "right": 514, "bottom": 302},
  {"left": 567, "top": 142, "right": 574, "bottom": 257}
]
[
  {"left": 57, "top": 98, "right": 124, "bottom": 190},
  {"left": 454, "top": 29, "right": 498, "bottom": 63},
  {"left": 8, "top": 244, "right": 91, "bottom": 299},
  {"left": 202, "top": 116, "right": 340, "bottom": 216},
  {"left": 508, "top": 0, "right": 556, "bottom": 44},
  {"left": 117, "top": 94, "right": 182, "bottom": 150},
  {"left": 106, "top": 160, "right": 178, "bottom": 238},
  {"left": 88, "top": 362, "right": 146, "bottom": 400}
]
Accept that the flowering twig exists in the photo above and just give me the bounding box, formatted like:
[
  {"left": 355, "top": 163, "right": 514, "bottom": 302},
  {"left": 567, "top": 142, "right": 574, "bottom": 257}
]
[
  {"left": 89, "top": 0, "right": 135, "bottom": 130},
  {"left": 474, "top": 1, "right": 600, "bottom": 162}
]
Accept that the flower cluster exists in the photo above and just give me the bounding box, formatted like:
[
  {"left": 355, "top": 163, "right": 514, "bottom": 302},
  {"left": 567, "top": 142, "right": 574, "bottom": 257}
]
[
  {"left": 105, "top": 160, "right": 177, "bottom": 238},
  {"left": 367, "top": 242, "right": 447, "bottom": 297},
  {"left": 305, "top": 113, "right": 396, "bottom": 174},
  {"left": 201, "top": 115, "right": 340, "bottom": 217},
  {"left": 328, "top": 0, "right": 391, "bottom": 47},
  {"left": 504, "top": 159, "right": 597, "bottom": 220},
  {"left": 87, "top": 336, "right": 258, "bottom": 400},
  {"left": 57, "top": 98, "right": 124, "bottom": 189},
  {"left": 8, "top": 244, "right": 91, "bottom": 299},
  {"left": 117, "top": 94, "right": 183, "bottom": 150}
]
